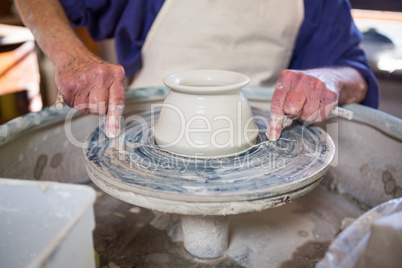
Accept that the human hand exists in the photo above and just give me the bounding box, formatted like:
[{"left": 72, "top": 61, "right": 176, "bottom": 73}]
[
  {"left": 55, "top": 52, "right": 125, "bottom": 138},
  {"left": 267, "top": 69, "right": 342, "bottom": 141}
]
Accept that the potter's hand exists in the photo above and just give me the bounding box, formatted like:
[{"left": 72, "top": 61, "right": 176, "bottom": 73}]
[
  {"left": 267, "top": 67, "right": 368, "bottom": 141},
  {"left": 267, "top": 69, "right": 342, "bottom": 141},
  {"left": 14, "top": 0, "right": 125, "bottom": 138},
  {"left": 55, "top": 54, "right": 125, "bottom": 138}
]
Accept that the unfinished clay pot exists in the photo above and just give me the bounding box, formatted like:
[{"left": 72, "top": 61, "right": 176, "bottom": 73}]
[{"left": 154, "top": 69, "right": 258, "bottom": 158}]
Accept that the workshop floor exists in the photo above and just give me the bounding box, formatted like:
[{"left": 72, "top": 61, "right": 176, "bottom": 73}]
[{"left": 90, "top": 182, "right": 365, "bottom": 268}]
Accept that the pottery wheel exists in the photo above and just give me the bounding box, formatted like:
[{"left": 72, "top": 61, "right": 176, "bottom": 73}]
[{"left": 84, "top": 107, "right": 335, "bottom": 215}]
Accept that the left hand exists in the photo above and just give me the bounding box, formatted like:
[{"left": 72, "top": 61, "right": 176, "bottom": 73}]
[{"left": 267, "top": 69, "right": 342, "bottom": 141}]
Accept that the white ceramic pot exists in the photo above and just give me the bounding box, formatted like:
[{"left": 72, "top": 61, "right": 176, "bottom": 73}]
[{"left": 154, "top": 69, "right": 258, "bottom": 158}]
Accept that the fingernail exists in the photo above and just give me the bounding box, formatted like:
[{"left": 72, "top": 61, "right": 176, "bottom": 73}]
[{"left": 267, "top": 125, "right": 278, "bottom": 141}]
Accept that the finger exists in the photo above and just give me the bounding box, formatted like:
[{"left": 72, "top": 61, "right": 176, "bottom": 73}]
[
  {"left": 283, "top": 75, "right": 310, "bottom": 118},
  {"left": 105, "top": 66, "right": 125, "bottom": 138},
  {"left": 89, "top": 86, "right": 109, "bottom": 115},
  {"left": 268, "top": 70, "right": 298, "bottom": 141},
  {"left": 55, "top": 73, "right": 75, "bottom": 108},
  {"left": 58, "top": 88, "right": 74, "bottom": 108},
  {"left": 300, "top": 79, "right": 323, "bottom": 122},
  {"left": 73, "top": 89, "right": 90, "bottom": 114},
  {"left": 270, "top": 70, "right": 298, "bottom": 116},
  {"left": 267, "top": 113, "right": 285, "bottom": 141}
]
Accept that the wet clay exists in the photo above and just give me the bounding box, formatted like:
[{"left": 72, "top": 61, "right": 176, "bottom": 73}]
[{"left": 83, "top": 107, "right": 335, "bottom": 214}]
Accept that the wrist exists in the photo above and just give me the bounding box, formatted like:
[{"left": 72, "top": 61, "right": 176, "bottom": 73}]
[
  {"left": 301, "top": 68, "right": 343, "bottom": 98},
  {"left": 331, "top": 67, "right": 368, "bottom": 105},
  {"left": 50, "top": 38, "right": 100, "bottom": 71}
]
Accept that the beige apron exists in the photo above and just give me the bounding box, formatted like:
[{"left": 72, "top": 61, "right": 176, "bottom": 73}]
[{"left": 129, "top": 0, "right": 304, "bottom": 88}]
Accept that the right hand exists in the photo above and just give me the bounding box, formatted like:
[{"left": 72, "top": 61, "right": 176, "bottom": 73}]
[
  {"left": 14, "top": 0, "right": 126, "bottom": 138},
  {"left": 55, "top": 52, "right": 126, "bottom": 138}
]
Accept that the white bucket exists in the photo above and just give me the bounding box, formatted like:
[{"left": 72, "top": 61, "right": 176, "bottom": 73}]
[{"left": 0, "top": 178, "right": 96, "bottom": 268}]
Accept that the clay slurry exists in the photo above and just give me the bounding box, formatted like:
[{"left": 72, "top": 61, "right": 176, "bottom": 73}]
[{"left": 83, "top": 107, "right": 335, "bottom": 204}]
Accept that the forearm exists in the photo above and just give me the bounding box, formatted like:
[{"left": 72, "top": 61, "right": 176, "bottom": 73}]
[{"left": 14, "top": 0, "right": 92, "bottom": 67}]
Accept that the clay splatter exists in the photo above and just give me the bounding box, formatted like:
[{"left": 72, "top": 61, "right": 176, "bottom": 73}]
[
  {"left": 382, "top": 171, "right": 402, "bottom": 198},
  {"left": 34, "top": 154, "right": 47, "bottom": 180},
  {"left": 280, "top": 240, "right": 331, "bottom": 268},
  {"left": 50, "top": 153, "right": 63, "bottom": 168}
]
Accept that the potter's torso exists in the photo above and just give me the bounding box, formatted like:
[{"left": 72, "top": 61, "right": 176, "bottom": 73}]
[{"left": 130, "top": 0, "right": 304, "bottom": 88}]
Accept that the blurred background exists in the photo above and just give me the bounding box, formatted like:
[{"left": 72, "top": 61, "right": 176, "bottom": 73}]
[{"left": 0, "top": 0, "right": 401, "bottom": 123}]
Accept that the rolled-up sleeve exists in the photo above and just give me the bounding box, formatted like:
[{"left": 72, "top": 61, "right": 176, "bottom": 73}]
[{"left": 289, "top": 0, "right": 380, "bottom": 108}]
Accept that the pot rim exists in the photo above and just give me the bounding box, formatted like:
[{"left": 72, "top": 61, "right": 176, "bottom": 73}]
[{"left": 163, "top": 69, "right": 250, "bottom": 94}]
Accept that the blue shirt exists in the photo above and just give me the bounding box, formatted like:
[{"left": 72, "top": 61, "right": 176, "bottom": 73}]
[{"left": 60, "top": 0, "right": 379, "bottom": 108}]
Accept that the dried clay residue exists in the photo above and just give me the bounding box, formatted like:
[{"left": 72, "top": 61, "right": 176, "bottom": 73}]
[
  {"left": 34, "top": 154, "right": 47, "bottom": 180},
  {"left": 280, "top": 240, "right": 331, "bottom": 268}
]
